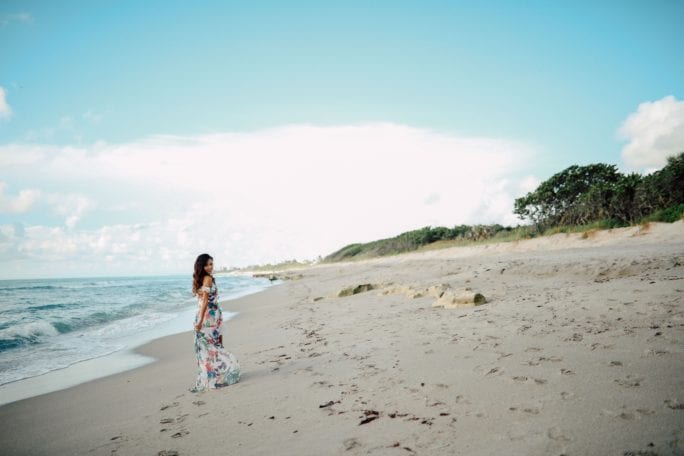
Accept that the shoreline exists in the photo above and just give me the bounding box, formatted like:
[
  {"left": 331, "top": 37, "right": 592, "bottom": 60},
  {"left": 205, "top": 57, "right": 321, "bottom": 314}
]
[
  {"left": 0, "top": 223, "right": 682, "bottom": 455},
  {"left": 0, "top": 278, "right": 273, "bottom": 407}
]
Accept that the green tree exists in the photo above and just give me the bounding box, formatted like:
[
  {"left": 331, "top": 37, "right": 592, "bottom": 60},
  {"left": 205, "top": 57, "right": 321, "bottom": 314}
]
[
  {"left": 634, "top": 152, "right": 684, "bottom": 218},
  {"left": 607, "top": 173, "right": 643, "bottom": 224},
  {"left": 514, "top": 163, "right": 622, "bottom": 229}
]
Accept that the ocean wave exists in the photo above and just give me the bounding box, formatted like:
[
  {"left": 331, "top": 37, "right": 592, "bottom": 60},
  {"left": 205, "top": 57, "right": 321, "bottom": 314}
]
[
  {"left": 0, "top": 321, "right": 60, "bottom": 351},
  {"left": 0, "top": 285, "right": 62, "bottom": 292},
  {"left": 0, "top": 280, "right": 141, "bottom": 293},
  {"left": 0, "top": 274, "right": 268, "bottom": 387},
  {"left": 45, "top": 309, "right": 140, "bottom": 335},
  {"left": 0, "top": 339, "right": 22, "bottom": 351},
  {"left": 27, "top": 303, "right": 68, "bottom": 311},
  {"left": 1, "top": 305, "right": 185, "bottom": 347}
]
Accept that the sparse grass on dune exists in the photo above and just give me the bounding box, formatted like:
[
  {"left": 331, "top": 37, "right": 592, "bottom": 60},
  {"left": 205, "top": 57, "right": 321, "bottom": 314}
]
[{"left": 417, "top": 226, "right": 538, "bottom": 252}]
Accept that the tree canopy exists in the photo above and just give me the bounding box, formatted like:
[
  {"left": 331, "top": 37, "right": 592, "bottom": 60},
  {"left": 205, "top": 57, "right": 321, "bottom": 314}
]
[{"left": 514, "top": 152, "right": 684, "bottom": 229}]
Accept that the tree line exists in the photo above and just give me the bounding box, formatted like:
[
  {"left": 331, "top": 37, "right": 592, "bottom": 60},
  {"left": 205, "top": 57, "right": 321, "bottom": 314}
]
[
  {"left": 324, "top": 152, "right": 683, "bottom": 262},
  {"left": 513, "top": 152, "right": 683, "bottom": 230}
]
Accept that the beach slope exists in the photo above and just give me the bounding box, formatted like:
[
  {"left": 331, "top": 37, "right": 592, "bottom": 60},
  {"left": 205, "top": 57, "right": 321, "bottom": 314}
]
[{"left": 1, "top": 222, "right": 683, "bottom": 455}]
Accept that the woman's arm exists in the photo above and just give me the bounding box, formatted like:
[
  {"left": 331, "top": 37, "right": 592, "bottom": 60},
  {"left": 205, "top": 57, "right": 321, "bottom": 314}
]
[
  {"left": 195, "top": 294, "right": 208, "bottom": 332},
  {"left": 194, "top": 276, "right": 213, "bottom": 332}
]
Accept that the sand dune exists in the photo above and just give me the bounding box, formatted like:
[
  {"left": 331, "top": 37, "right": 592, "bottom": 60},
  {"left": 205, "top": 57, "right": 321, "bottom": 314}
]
[{"left": 0, "top": 222, "right": 682, "bottom": 455}]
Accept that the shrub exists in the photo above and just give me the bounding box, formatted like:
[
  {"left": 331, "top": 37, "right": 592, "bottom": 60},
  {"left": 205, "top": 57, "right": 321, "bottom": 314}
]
[{"left": 641, "top": 204, "right": 684, "bottom": 223}]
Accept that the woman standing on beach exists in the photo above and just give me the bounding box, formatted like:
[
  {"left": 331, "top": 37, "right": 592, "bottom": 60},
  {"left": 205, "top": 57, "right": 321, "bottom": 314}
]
[{"left": 191, "top": 253, "right": 241, "bottom": 392}]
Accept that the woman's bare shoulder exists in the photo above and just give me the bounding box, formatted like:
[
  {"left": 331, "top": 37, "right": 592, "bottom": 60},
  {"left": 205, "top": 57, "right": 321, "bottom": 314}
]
[{"left": 202, "top": 275, "right": 213, "bottom": 286}]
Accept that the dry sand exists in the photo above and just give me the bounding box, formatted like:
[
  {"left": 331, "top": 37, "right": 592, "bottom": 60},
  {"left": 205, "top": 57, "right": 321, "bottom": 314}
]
[{"left": 1, "top": 222, "right": 683, "bottom": 455}]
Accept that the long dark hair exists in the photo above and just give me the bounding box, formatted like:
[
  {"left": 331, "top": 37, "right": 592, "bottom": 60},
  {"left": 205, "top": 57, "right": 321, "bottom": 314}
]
[{"left": 192, "top": 253, "right": 214, "bottom": 295}]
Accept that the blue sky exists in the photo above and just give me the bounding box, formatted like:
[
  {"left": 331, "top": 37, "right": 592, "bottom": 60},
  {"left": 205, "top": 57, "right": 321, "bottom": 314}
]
[{"left": 1, "top": 1, "right": 683, "bottom": 278}]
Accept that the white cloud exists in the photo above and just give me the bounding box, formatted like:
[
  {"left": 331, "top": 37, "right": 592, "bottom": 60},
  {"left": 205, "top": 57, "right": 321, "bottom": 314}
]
[
  {"left": 0, "top": 87, "right": 12, "bottom": 120},
  {"left": 0, "top": 144, "right": 47, "bottom": 166},
  {"left": 46, "top": 193, "right": 95, "bottom": 229},
  {"left": 0, "top": 123, "right": 538, "bottom": 277},
  {"left": 0, "top": 182, "right": 41, "bottom": 213},
  {"left": 518, "top": 175, "right": 540, "bottom": 194},
  {"left": 619, "top": 95, "right": 684, "bottom": 171}
]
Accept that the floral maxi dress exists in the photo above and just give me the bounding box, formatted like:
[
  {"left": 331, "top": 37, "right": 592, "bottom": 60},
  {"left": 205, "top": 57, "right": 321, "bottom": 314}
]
[{"left": 192, "top": 284, "right": 241, "bottom": 391}]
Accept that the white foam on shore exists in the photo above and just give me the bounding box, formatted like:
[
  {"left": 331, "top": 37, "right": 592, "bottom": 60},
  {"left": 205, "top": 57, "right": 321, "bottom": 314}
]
[
  {"left": 0, "top": 298, "right": 244, "bottom": 406},
  {"left": 0, "top": 350, "right": 156, "bottom": 407}
]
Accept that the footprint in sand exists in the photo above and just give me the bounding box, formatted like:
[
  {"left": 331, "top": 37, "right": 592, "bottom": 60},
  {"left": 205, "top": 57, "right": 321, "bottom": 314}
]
[
  {"left": 615, "top": 375, "right": 643, "bottom": 388},
  {"left": 454, "top": 395, "right": 469, "bottom": 404},
  {"left": 509, "top": 406, "right": 540, "bottom": 415},
  {"left": 564, "top": 333, "right": 583, "bottom": 342},
  {"left": 619, "top": 411, "right": 636, "bottom": 420},
  {"left": 560, "top": 391, "right": 575, "bottom": 400},
  {"left": 159, "top": 399, "right": 194, "bottom": 439},
  {"left": 517, "top": 325, "right": 532, "bottom": 334},
  {"left": 590, "top": 342, "right": 614, "bottom": 351},
  {"left": 171, "top": 429, "right": 189, "bottom": 438},
  {"left": 344, "top": 438, "right": 362, "bottom": 451},
  {"left": 643, "top": 348, "right": 670, "bottom": 357},
  {"left": 605, "top": 407, "right": 656, "bottom": 420},
  {"left": 664, "top": 399, "right": 684, "bottom": 410},
  {"left": 547, "top": 427, "right": 571, "bottom": 442},
  {"left": 525, "top": 356, "right": 562, "bottom": 366},
  {"left": 160, "top": 402, "right": 179, "bottom": 411},
  {"left": 474, "top": 365, "right": 505, "bottom": 377}
]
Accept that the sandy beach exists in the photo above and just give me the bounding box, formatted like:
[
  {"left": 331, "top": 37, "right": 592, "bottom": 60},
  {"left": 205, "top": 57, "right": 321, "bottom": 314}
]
[{"left": 1, "top": 222, "right": 683, "bottom": 455}]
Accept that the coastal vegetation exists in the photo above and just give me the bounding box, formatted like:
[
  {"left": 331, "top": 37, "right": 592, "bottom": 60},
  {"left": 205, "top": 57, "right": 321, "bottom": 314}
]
[
  {"left": 324, "top": 152, "right": 684, "bottom": 262},
  {"left": 223, "top": 259, "right": 315, "bottom": 273},
  {"left": 513, "top": 153, "right": 684, "bottom": 230}
]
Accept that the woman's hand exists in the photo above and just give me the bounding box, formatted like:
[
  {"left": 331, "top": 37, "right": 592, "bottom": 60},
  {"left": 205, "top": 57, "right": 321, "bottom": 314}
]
[{"left": 194, "top": 322, "right": 203, "bottom": 332}]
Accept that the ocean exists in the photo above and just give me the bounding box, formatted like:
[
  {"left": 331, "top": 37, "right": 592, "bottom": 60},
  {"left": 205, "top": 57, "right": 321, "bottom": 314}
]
[{"left": 0, "top": 274, "right": 272, "bottom": 392}]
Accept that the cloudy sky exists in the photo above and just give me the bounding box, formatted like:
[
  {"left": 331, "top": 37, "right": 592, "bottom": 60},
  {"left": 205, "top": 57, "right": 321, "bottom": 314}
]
[{"left": 1, "top": 1, "right": 683, "bottom": 279}]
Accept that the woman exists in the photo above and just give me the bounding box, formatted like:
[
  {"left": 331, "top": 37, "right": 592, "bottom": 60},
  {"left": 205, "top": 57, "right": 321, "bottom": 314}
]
[{"left": 191, "top": 253, "right": 240, "bottom": 392}]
